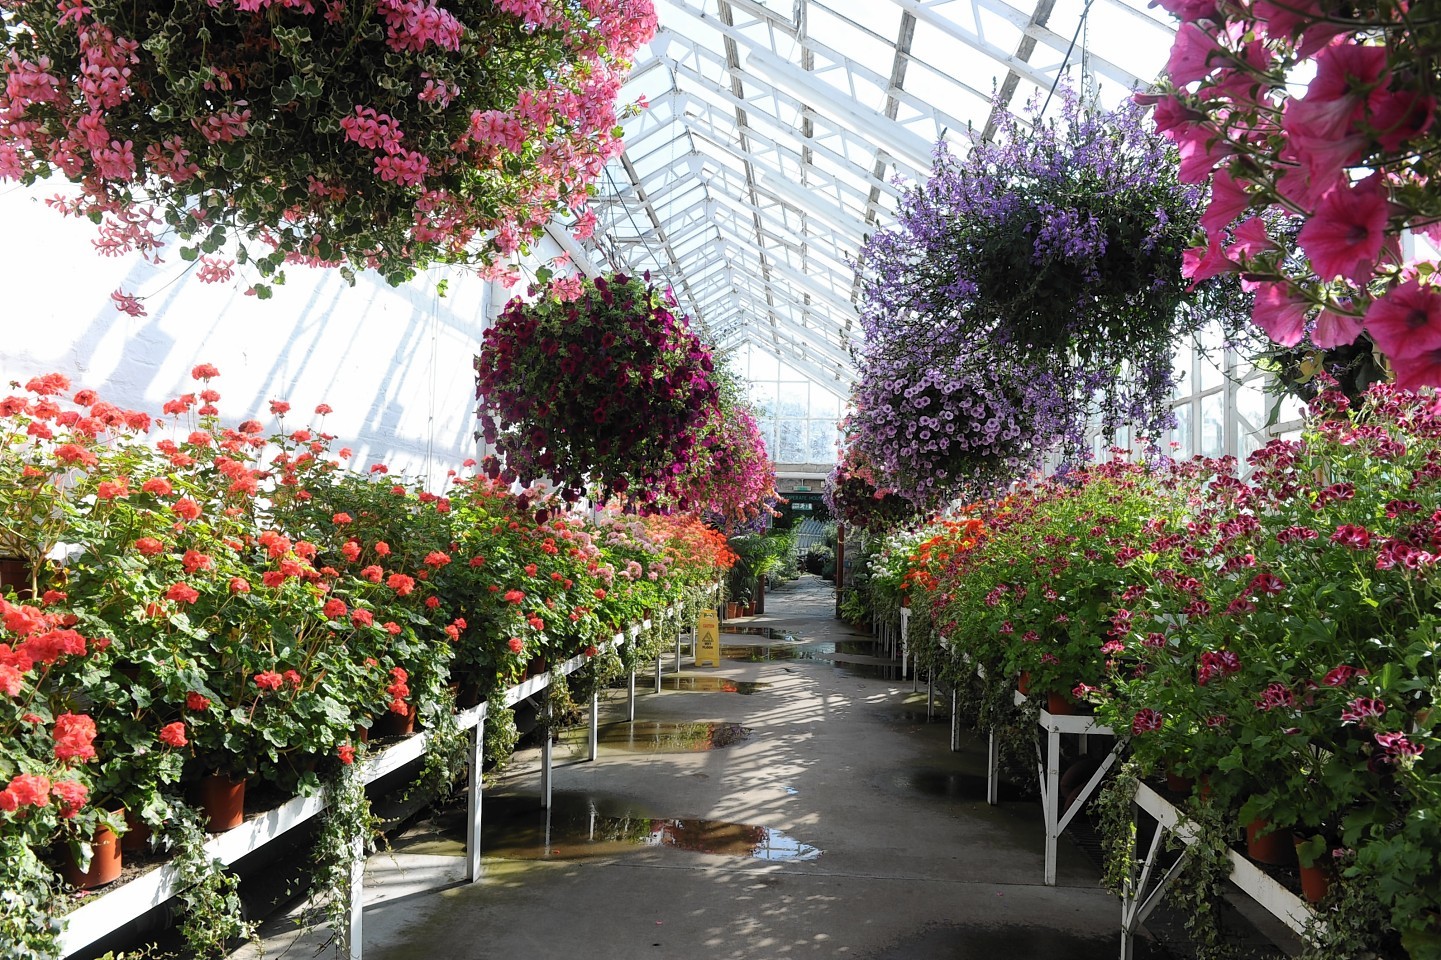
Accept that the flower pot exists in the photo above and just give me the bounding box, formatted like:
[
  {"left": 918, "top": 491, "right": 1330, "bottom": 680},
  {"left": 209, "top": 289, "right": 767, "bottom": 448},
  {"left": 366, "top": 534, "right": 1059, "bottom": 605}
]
[
  {"left": 1294, "top": 838, "right": 1335, "bottom": 903},
  {"left": 0, "top": 557, "right": 33, "bottom": 598},
  {"left": 1245, "top": 819, "right": 1295, "bottom": 866},
  {"left": 121, "top": 808, "right": 152, "bottom": 854},
  {"left": 1164, "top": 770, "right": 1194, "bottom": 797},
  {"left": 456, "top": 681, "right": 484, "bottom": 709},
  {"left": 1045, "top": 690, "right": 1076, "bottom": 716},
  {"left": 1017, "top": 671, "right": 1032, "bottom": 696},
  {"left": 59, "top": 816, "right": 123, "bottom": 889},
  {"left": 370, "top": 702, "right": 417, "bottom": 738},
  {"left": 197, "top": 774, "right": 247, "bottom": 833},
  {"left": 725, "top": 602, "right": 741, "bottom": 620}
]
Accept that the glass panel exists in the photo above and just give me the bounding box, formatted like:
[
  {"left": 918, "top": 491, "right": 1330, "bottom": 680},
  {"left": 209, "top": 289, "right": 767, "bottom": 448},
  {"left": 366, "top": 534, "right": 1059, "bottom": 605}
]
[
  {"left": 1279, "top": 393, "right": 1306, "bottom": 424},
  {"left": 749, "top": 350, "right": 779, "bottom": 383},
  {"left": 777, "top": 419, "right": 807, "bottom": 462},
  {"left": 1201, "top": 393, "right": 1225, "bottom": 457},
  {"left": 807, "top": 422, "right": 837, "bottom": 463},
  {"left": 808, "top": 391, "right": 842, "bottom": 420},
  {"left": 1171, "top": 403, "right": 1193, "bottom": 459},
  {"left": 1240, "top": 427, "right": 1265, "bottom": 465},
  {"left": 750, "top": 383, "right": 777, "bottom": 418},
  {"left": 1236, "top": 383, "right": 1267, "bottom": 434},
  {"left": 777, "top": 381, "right": 808, "bottom": 418},
  {"left": 1172, "top": 340, "right": 1192, "bottom": 399},
  {"left": 1198, "top": 324, "right": 1225, "bottom": 392}
]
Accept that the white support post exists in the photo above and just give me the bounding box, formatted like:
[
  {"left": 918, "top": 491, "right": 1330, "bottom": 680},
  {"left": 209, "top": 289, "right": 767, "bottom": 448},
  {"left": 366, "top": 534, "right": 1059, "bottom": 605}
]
[
  {"left": 926, "top": 674, "right": 934, "bottom": 720},
  {"left": 466, "top": 714, "right": 485, "bottom": 882},
  {"left": 901, "top": 639, "right": 909, "bottom": 681},
  {"left": 627, "top": 671, "right": 636, "bottom": 722},
  {"left": 347, "top": 835, "right": 364, "bottom": 960},
  {"left": 541, "top": 707, "right": 553, "bottom": 810},
  {"left": 987, "top": 729, "right": 1000, "bottom": 805},
  {"left": 675, "top": 630, "right": 682, "bottom": 673},
  {"left": 951, "top": 689, "right": 960, "bottom": 752},
  {"left": 588, "top": 691, "right": 599, "bottom": 762},
  {"left": 1044, "top": 725, "right": 1062, "bottom": 886},
  {"left": 654, "top": 656, "right": 662, "bottom": 694}
]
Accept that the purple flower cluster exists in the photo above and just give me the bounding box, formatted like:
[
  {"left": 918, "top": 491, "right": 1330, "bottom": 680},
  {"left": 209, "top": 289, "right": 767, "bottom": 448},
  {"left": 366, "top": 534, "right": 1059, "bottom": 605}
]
[
  {"left": 849, "top": 352, "right": 1037, "bottom": 509},
  {"left": 847, "top": 84, "right": 1226, "bottom": 504}
]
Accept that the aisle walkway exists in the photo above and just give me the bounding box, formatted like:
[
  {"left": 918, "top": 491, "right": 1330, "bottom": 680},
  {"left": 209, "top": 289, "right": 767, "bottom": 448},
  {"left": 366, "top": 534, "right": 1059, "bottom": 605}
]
[{"left": 242, "top": 576, "right": 1166, "bottom": 960}]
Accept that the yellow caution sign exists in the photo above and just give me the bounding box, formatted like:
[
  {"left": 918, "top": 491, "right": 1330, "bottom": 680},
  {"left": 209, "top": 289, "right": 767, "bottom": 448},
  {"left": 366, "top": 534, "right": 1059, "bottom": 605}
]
[{"left": 695, "top": 610, "right": 721, "bottom": 667}]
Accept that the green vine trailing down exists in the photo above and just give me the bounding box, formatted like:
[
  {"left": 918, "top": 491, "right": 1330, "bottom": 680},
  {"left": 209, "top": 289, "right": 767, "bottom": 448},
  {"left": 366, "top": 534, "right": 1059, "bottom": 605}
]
[
  {"left": 483, "top": 688, "right": 521, "bottom": 776},
  {"left": 1096, "top": 765, "right": 1243, "bottom": 960},
  {"left": 1298, "top": 855, "right": 1401, "bottom": 960},
  {"left": 1094, "top": 763, "right": 1141, "bottom": 899},
  {"left": 309, "top": 758, "right": 382, "bottom": 958},
  {"left": 160, "top": 804, "right": 255, "bottom": 959},
  {"left": 0, "top": 830, "right": 62, "bottom": 960},
  {"left": 405, "top": 686, "right": 469, "bottom": 808},
  {"left": 1169, "top": 805, "right": 1245, "bottom": 960}
]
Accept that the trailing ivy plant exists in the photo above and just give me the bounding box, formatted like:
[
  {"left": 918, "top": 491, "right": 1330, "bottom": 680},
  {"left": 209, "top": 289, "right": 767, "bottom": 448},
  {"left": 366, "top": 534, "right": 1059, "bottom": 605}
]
[
  {"left": 1168, "top": 803, "right": 1245, "bottom": 960},
  {"left": 1094, "top": 763, "right": 1141, "bottom": 898},
  {"left": 405, "top": 685, "right": 468, "bottom": 806},
  {"left": 161, "top": 803, "right": 255, "bottom": 959},
  {"left": 483, "top": 688, "right": 520, "bottom": 775},
  {"left": 310, "top": 758, "right": 381, "bottom": 957}
]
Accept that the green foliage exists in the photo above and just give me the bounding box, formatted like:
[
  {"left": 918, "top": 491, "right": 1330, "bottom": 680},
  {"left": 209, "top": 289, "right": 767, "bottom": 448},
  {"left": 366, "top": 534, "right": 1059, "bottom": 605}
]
[
  {"left": 163, "top": 804, "right": 255, "bottom": 958},
  {"left": 310, "top": 760, "right": 381, "bottom": 957},
  {"left": 483, "top": 688, "right": 520, "bottom": 775},
  {"left": 802, "top": 544, "right": 833, "bottom": 576}
]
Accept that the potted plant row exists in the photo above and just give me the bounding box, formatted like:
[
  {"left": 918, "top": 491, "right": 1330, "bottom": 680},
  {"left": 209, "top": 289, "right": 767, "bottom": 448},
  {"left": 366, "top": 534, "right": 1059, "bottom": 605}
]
[
  {"left": 0, "top": 366, "right": 738, "bottom": 959},
  {"left": 891, "top": 381, "right": 1440, "bottom": 957}
]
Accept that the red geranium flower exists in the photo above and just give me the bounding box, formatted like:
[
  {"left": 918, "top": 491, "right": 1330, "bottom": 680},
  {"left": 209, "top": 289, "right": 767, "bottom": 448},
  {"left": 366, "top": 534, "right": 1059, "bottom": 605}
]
[{"left": 158, "top": 721, "right": 189, "bottom": 748}]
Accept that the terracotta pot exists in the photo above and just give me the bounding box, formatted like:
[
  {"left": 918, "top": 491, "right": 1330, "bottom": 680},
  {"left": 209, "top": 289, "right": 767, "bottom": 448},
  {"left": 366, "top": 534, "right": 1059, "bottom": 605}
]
[
  {"left": 1016, "top": 671, "right": 1032, "bottom": 696},
  {"left": 725, "top": 602, "right": 741, "bottom": 620},
  {"left": 121, "top": 808, "right": 152, "bottom": 854},
  {"left": 456, "top": 681, "right": 483, "bottom": 709},
  {"left": 1295, "top": 838, "right": 1335, "bottom": 903},
  {"left": 1245, "top": 819, "right": 1296, "bottom": 866},
  {"left": 0, "top": 557, "right": 33, "bottom": 598},
  {"left": 1164, "top": 768, "right": 1194, "bottom": 797},
  {"left": 59, "top": 815, "right": 124, "bottom": 889},
  {"left": 1046, "top": 690, "right": 1076, "bottom": 716},
  {"left": 370, "top": 702, "right": 417, "bottom": 738},
  {"left": 197, "top": 774, "right": 247, "bottom": 833},
  {"left": 353, "top": 724, "right": 370, "bottom": 745}
]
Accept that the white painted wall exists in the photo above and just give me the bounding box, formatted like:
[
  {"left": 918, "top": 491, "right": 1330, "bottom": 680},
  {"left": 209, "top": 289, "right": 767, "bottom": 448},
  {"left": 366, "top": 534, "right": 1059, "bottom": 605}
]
[{"left": 0, "top": 184, "right": 582, "bottom": 490}]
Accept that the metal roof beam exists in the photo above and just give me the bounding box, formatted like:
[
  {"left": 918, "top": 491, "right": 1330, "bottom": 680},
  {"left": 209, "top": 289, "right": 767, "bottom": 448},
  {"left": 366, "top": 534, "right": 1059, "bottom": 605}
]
[
  {"left": 654, "top": 35, "right": 926, "bottom": 182},
  {"left": 982, "top": 0, "right": 1059, "bottom": 141},
  {"left": 736, "top": 328, "right": 853, "bottom": 398},
  {"left": 878, "top": 0, "right": 1143, "bottom": 93},
  {"left": 662, "top": 0, "right": 979, "bottom": 160}
]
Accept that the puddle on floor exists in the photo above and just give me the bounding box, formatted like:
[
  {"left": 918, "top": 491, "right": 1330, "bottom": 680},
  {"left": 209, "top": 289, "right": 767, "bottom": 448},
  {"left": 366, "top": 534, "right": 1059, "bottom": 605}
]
[
  {"left": 868, "top": 924, "right": 1170, "bottom": 960},
  {"left": 557, "top": 720, "right": 750, "bottom": 753},
  {"left": 898, "top": 769, "right": 977, "bottom": 800},
  {"left": 402, "top": 792, "right": 821, "bottom": 863},
  {"left": 894, "top": 767, "right": 1030, "bottom": 804},
  {"left": 884, "top": 710, "right": 951, "bottom": 724},
  {"left": 660, "top": 675, "right": 770, "bottom": 694}
]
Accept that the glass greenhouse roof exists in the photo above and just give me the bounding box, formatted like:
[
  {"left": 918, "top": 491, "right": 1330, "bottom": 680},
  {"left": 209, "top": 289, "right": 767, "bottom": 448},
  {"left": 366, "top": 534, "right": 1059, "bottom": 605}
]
[{"left": 585, "top": 0, "right": 1179, "bottom": 400}]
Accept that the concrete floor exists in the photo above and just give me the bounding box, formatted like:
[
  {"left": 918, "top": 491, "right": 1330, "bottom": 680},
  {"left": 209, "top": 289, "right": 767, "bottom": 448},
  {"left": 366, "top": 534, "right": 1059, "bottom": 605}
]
[{"left": 236, "top": 575, "right": 1169, "bottom": 960}]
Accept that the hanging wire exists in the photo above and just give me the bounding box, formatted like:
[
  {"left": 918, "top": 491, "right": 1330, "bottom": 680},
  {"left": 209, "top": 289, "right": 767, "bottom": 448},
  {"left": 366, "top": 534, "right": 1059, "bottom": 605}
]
[
  {"left": 1037, "top": 0, "right": 1098, "bottom": 122},
  {"left": 602, "top": 162, "right": 701, "bottom": 332}
]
